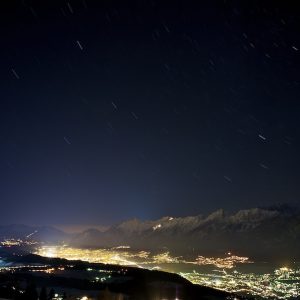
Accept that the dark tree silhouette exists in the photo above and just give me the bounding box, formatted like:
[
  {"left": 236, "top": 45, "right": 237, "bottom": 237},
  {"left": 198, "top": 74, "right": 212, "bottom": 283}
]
[
  {"left": 39, "top": 287, "right": 47, "bottom": 300},
  {"left": 23, "top": 282, "right": 38, "bottom": 300},
  {"left": 48, "top": 288, "right": 55, "bottom": 300}
]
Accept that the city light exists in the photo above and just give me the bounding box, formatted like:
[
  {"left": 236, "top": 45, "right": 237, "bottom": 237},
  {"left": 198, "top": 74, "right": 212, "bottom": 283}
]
[
  {"left": 34, "top": 245, "right": 300, "bottom": 299},
  {"left": 180, "top": 267, "right": 300, "bottom": 299}
]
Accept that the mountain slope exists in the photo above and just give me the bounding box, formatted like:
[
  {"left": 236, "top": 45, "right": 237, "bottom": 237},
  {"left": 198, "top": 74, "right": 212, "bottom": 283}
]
[
  {"left": 0, "top": 224, "right": 70, "bottom": 243},
  {"left": 70, "top": 206, "right": 300, "bottom": 259}
]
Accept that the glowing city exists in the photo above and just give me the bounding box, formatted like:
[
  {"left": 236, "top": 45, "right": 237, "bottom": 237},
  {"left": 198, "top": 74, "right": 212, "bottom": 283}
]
[{"left": 33, "top": 245, "right": 300, "bottom": 299}]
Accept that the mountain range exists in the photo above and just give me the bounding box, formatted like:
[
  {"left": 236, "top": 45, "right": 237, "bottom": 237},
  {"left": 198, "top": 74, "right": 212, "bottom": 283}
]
[{"left": 1, "top": 205, "right": 299, "bottom": 260}]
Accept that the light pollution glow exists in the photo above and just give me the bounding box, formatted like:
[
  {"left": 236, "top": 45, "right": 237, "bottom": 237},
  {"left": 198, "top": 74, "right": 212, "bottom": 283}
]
[
  {"left": 35, "top": 245, "right": 250, "bottom": 269},
  {"left": 34, "top": 245, "right": 300, "bottom": 299}
]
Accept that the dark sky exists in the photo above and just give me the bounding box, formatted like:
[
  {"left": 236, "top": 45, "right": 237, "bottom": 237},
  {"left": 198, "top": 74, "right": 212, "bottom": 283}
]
[{"left": 0, "top": 0, "right": 300, "bottom": 225}]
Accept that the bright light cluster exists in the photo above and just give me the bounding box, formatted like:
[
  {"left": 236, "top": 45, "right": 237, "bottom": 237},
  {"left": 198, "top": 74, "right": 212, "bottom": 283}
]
[
  {"left": 151, "top": 252, "right": 181, "bottom": 264},
  {"left": 34, "top": 245, "right": 300, "bottom": 299},
  {"left": 0, "top": 238, "right": 38, "bottom": 247},
  {"left": 180, "top": 267, "right": 300, "bottom": 299},
  {"left": 152, "top": 224, "right": 162, "bottom": 231},
  {"left": 35, "top": 246, "right": 249, "bottom": 269},
  {"left": 36, "top": 246, "right": 180, "bottom": 266},
  {"left": 188, "top": 255, "right": 251, "bottom": 269},
  {"left": 35, "top": 246, "right": 143, "bottom": 267}
]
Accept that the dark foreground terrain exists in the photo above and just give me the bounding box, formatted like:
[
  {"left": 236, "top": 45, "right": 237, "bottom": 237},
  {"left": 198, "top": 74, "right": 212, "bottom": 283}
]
[{"left": 0, "top": 253, "right": 242, "bottom": 300}]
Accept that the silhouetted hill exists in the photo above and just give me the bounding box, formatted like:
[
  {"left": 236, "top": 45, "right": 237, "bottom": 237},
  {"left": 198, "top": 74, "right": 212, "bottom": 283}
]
[
  {"left": 0, "top": 224, "right": 70, "bottom": 243},
  {"left": 2, "top": 254, "right": 238, "bottom": 300}
]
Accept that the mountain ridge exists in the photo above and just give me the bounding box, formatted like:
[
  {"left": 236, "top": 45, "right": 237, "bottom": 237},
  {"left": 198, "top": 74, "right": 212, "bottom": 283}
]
[
  {"left": 69, "top": 205, "right": 300, "bottom": 260},
  {"left": 1, "top": 205, "right": 299, "bottom": 260}
]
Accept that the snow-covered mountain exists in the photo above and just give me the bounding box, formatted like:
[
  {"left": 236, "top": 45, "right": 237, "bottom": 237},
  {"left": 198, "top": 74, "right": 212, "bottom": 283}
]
[
  {"left": 70, "top": 206, "right": 300, "bottom": 259},
  {"left": 112, "top": 208, "right": 279, "bottom": 234},
  {"left": 1, "top": 206, "right": 298, "bottom": 260}
]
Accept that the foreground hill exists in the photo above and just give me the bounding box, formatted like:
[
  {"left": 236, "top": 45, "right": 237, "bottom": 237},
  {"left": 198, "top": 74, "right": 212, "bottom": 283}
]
[{"left": 0, "top": 254, "right": 238, "bottom": 300}]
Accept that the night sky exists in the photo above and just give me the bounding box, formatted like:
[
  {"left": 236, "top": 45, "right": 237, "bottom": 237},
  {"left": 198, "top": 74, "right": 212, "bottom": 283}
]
[{"left": 1, "top": 1, "right": 300, "bottom": 225}]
